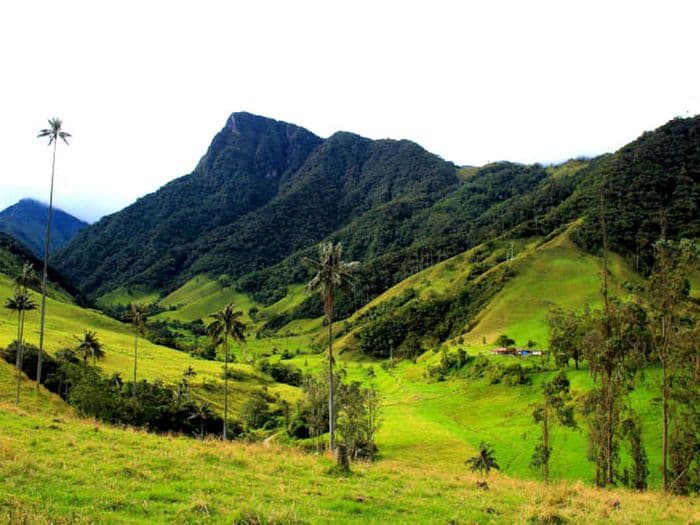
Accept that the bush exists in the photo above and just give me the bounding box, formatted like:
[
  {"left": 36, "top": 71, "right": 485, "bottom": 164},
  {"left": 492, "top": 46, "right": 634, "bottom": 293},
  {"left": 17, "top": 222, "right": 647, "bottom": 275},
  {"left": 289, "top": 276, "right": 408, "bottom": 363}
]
[
  {"left": 488, "top": 363, "right": 530, "bottom": 386},
  {"left": 256, "top": 359, "right": 303, "bottom": 386},
  {"left": 427, "top": 349, "right": 471, "bottom": 381},
  {"left": 0, "top": 342, "right": 225, "bottom": 437},
  {"left": 240, "top": 392, "right": 275, "bottom": 430},
  {"left": 495, "top": 334, "right": 515, "bottom": 347}
]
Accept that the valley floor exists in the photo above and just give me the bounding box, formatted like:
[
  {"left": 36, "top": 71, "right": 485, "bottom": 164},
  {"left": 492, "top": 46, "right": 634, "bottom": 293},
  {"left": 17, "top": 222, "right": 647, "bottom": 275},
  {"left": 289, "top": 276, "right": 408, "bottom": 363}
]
[{"left": 0, "top": 364, "right": 698, "bottom": 524}]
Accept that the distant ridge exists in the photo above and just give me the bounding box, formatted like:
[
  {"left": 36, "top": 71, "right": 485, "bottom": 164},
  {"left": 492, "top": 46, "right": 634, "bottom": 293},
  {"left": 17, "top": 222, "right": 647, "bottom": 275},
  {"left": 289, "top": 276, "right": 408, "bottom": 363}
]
[{"left": 0, "top": 198, "right": 88, "bottom": 258}]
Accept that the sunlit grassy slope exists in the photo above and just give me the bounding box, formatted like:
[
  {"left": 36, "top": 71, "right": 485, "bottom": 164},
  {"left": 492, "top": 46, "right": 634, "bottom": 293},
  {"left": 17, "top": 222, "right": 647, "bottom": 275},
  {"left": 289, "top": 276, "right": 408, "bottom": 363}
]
[
  {"left": 281, "top": 348, "right": 668, "bottom": 489},
  {"left": 0, "top": 361, "right": 696, "bottom": 524},
  {"left": 460, "top": 230, "right": 640, "bottom": 349},
  {"left": 97, "top": 286, "right": 161, "bottom": 308},
  {"left": 0, "top": 274, "right": 298, "bottom": 416},
  {"left": 333, "top": 225, "right": 640, "bottom": 354}
]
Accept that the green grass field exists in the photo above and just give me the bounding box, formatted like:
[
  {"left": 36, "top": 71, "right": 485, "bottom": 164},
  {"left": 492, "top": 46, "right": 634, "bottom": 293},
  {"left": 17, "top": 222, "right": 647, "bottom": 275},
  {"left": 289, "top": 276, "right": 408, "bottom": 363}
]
[
  {"left": 460, "top": 230, "right": 639, "bottom": 349},
  {"left": 1, "top": 228, "right": 697, "bottom": 522},
  {"left": 0, "top": 361, "right": 696, "bottom": 524},
  {"left": 0, "top": 274, "right": 298, "bottom": 417}
]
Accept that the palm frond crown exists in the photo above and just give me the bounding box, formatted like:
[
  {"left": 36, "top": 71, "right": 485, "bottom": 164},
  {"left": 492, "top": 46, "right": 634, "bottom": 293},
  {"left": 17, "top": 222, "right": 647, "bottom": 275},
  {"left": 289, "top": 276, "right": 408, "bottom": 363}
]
[
  {"left": 126, "top": 303, "right": 148, "bottom": 333},
  {"left": 14, "top": 264, "right": 39, "bottom": 291},
  {"left": 75, "top": 330, "right": 105, "bottom": 363},
  {"left": 5, "top": 291, "right": 37, "bottom": 312},
  {"left": 466, "top": 442, "right": 500, "bottom": 477},
  {"left": 38, "top": 117, "right": 71, "bottom": 145},
  {"left": 207, "top": 303, "right": 246, "bottom": 344},
  {"left": 304, "top": 242, "right": 359, "bottom": 319}
]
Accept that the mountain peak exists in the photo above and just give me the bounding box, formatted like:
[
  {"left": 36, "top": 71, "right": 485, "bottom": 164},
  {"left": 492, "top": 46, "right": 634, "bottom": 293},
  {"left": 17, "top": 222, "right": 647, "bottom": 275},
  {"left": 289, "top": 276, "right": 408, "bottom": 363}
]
[{"left": 224, "top": 112, "right": 316, "bottom": 139}]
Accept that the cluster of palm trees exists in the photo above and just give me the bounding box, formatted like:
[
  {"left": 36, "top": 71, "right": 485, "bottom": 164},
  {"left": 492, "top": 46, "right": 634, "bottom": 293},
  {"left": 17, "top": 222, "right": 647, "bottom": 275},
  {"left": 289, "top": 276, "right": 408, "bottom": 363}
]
[
  {"left": 4, "top": 265, "right": 108, "bottom": 403},
  {"left": 5, "top": 263, "right": 38, "bottom": 404},
  {"left": 2, "top": 119, "right": 70, "bottom": 403}
]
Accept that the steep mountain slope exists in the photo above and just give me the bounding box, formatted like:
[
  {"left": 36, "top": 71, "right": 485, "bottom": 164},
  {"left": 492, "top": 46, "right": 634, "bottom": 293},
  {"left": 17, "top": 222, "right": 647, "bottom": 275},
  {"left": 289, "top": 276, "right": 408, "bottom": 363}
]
[
  {"left": 0, "top": 198, "right": 87, "bottom": 257},
  {"left": 55, "top": 113, "right": 459, "bottom": 299},
  {"left": 56, "top": 114, "right": 699, "bottom": 328},
  {"left": 246, "top": 116, "right": 699, "bottom": 331},
  {"left": 54, "top": 113, "right": 324, "bottom": 296},
  {"left": 321, "top": 226, "right": 610, "bottom": 357},
  {"left": 0, "top": 231, "right": 78, "bottom": 301},
  {"left": 570, "top": 116, "right": 700, "bottom": 272}
]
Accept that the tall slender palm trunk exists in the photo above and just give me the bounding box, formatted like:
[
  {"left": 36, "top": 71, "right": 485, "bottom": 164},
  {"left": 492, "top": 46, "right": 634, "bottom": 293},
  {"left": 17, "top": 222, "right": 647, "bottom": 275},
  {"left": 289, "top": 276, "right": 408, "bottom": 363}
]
[
  {"left": 662, "top": 362, "right": 669, "bottom": 491},
  {"left": 543, "top": 395, "right": 550, "bottom": 483},
  {"left": 327, "top": 308, "right": 335, "bottom": 454},
  {"left": 223, "top": 334, "right": 229, "bottom": 440},
  {"left": 36, "top": 139, "right": 57, "bottom": 390},
  {"left": 15, "top": 309, "right": 25, "bottom": 404},
  {"left": 132, "top": 331, "right": 138, "bottom": 398}
]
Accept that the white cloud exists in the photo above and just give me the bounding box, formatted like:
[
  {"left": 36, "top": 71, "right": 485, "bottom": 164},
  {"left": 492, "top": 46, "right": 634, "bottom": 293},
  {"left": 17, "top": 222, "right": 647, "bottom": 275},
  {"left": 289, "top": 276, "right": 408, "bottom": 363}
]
[{"left": 1, "top": 0, "right": 699, "bottom": 221}]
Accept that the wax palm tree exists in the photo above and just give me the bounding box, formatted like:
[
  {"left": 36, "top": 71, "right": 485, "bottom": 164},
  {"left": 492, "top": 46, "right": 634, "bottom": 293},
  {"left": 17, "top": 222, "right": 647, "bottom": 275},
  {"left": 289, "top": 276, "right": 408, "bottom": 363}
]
[
  {"left": 35, "top": 117, "right": 71, "bottom": 390},
  {"left": 304, "top": 241, "right": 358, "bottom": 454},
  {"left": 466, "top": 442, "right": 500, "bottom": 478},
  {"left": 15, "top": 263, "right": 39, "bottom": 291},
  {"left": 75, "top": 330, "right": 105, "bottom": 365},
  {"left": 5, "top": 290, "right": 37, "bottom": 404},
  {"left": 207, "top": 303, "right": 246, "bottom": 440},
  {"left": 126, "top": 302, "right": 147, "bottom": 397}
]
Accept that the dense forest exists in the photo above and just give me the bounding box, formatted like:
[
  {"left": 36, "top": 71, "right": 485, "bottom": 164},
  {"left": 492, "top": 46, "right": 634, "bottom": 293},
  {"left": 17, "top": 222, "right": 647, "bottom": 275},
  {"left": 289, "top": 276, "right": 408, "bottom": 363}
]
[{"left": 54, "top": 114, "right": 700, "bottom": 314}]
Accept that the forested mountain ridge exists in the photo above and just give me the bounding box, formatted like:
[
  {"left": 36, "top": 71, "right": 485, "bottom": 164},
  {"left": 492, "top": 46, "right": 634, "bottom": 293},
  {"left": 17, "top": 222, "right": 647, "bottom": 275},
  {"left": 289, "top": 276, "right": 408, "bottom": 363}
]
[
  {"left": 0, "top": 198, "right": 87, "bottom": 257},
  {"left": 54, "top": 113, "right": 459, "bottom": 298},
  {"left": 53, "top": 113, "right": 324, "bottom": 295},
  {"left": 55, "top": 113, "right": 700, "bottom": 309}
]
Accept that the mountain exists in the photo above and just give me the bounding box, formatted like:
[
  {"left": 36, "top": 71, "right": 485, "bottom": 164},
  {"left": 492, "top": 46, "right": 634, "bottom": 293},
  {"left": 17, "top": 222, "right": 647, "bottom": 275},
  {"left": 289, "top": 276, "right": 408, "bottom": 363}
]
[
  {"left": 54, "top": 112, "right": 459, "bottom": 298},
  {"left": 0, "top": 230, "right": 81, "bottom": 301},
  {"left": 0, "top": 198, "right": 88, "bottom": 258},
  {"left": 55, "top": 113, "right": 700, "bottom": 312}
]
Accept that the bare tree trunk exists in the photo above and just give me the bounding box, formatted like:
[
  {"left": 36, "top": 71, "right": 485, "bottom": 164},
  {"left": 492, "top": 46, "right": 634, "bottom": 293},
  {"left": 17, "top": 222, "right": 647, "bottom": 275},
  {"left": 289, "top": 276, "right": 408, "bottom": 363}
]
[
  {"left": 223, "top": 334, "right": 229, "bottom": 440},
  {"left": 599, "top": 185, "right": 614, "bottom": 486},
  {"left": 543, "top": 395, "right": 550, "bottom": 483},
  {"left": 15, "top": 309, "right": 25, "bottom": 405},
  {"left": 132, "top": 330, "right": 138, "bottom": 398},
  {"left": 36, "top": 139, "right": 57, "bottom": 391},
  {"left": 599, "top": 190, "right": 610, "bottom": 314},
  {"left": 662, "top": 358, "right": 669, "bottom": 492},
  {"left": 327, "top": 305, "right": 335, "bottom": 454},
  {"left": 606, "top": 381, "right": 614, "bottom": 485}
]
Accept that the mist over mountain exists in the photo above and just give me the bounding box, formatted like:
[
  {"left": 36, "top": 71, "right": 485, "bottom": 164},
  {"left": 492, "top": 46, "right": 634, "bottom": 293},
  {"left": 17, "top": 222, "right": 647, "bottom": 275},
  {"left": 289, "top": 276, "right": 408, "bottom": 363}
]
[{"left": 0, "top": 198, "right": 88, "bottom": 258}]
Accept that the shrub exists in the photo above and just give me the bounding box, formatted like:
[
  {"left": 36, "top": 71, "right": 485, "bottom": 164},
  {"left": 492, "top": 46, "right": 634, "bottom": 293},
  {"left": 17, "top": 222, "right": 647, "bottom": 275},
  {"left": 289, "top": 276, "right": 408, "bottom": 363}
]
[
  {"left": 256, "top": 359, "right": 303, "bottom": 386},
  {"left": 240, "top": 392, "right": 274, "bottom": 430},
  {"left": 495, "top": 334, "right": 515, "bottom": 347}
]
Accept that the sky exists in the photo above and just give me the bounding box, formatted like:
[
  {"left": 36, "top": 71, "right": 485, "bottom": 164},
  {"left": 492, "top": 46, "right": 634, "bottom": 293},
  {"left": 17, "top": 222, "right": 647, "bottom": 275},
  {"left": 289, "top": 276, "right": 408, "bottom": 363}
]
[{"left": 1, "top": 1, "right": 699, "bottom": 223}]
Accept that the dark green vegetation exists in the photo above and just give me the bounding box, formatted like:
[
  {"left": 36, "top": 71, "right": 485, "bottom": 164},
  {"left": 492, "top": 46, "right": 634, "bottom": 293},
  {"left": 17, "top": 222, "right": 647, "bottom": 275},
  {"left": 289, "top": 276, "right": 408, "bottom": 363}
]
[
  {"left": 55, "top": 115, "right": 699, "bottom": 336},
  {"left": 1, "top": 113, "right": 699, "bottom": 522},
  {"left": 0, "top": 198, "right": 87, "bottom": 258},
  {"left": 0, "top": 231, "right": 78, "bottom": 299}
]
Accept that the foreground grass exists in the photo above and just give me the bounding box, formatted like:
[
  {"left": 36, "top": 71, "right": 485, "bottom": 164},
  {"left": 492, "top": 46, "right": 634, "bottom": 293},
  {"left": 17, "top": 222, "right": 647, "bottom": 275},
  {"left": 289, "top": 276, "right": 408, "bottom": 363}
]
[{"left": 0, "top": 363, "right": 697, "bottom": 524}]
